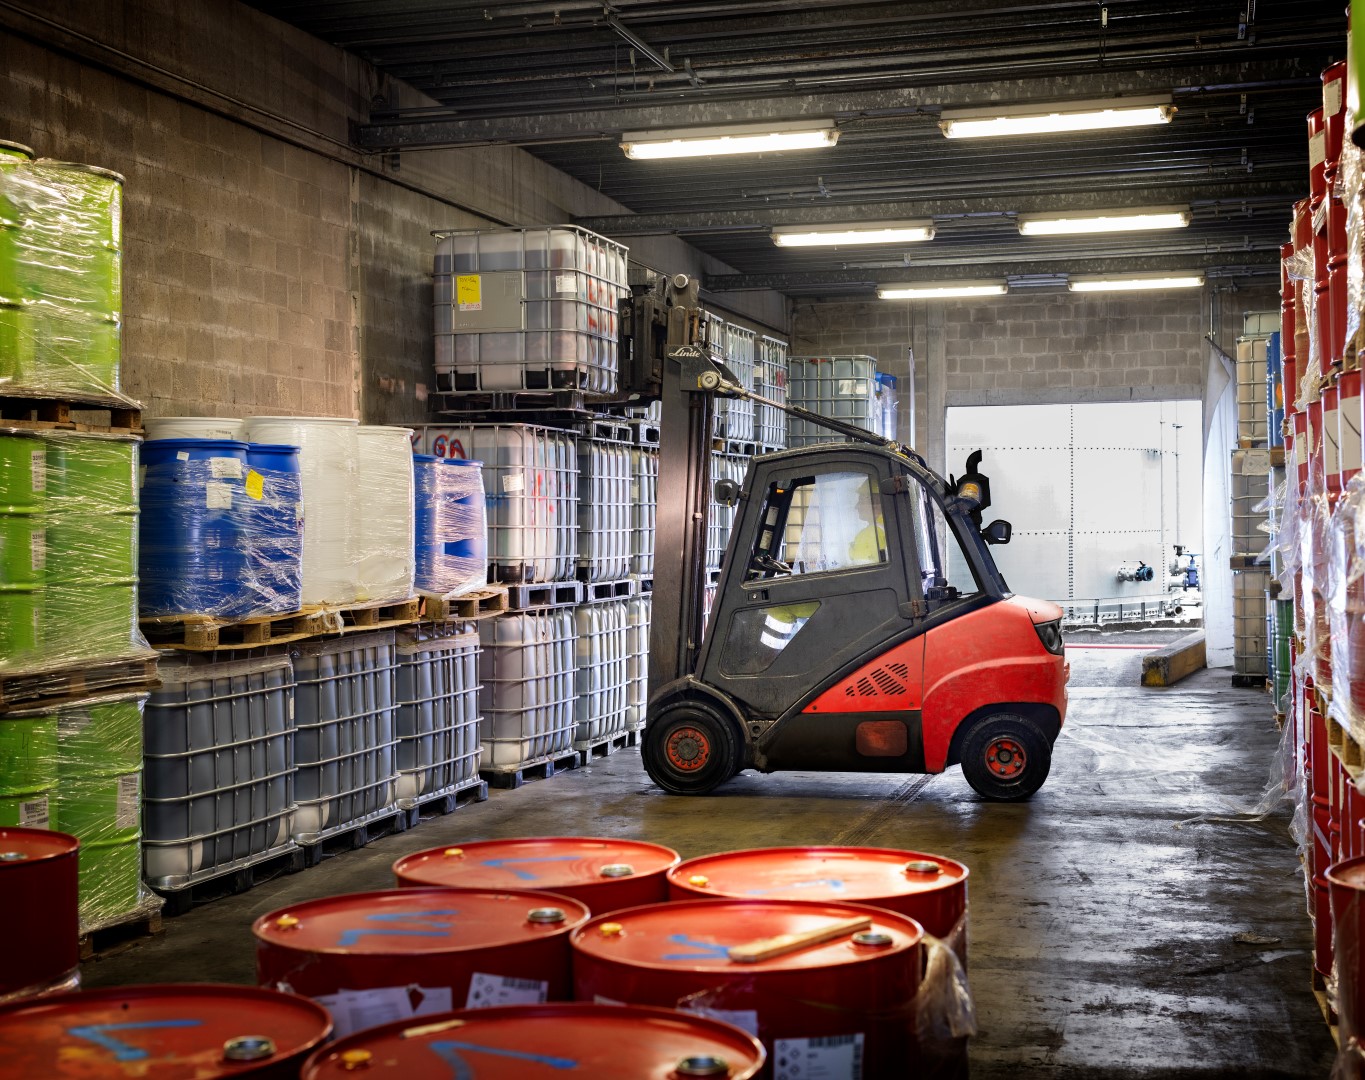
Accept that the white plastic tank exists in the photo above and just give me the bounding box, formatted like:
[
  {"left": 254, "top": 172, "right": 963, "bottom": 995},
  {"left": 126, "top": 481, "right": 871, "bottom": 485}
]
[
  {"left": 573, "top": 598, "right": 628, "bottom": 747},
  {"left": 244, "top": 416, "right": 359, "bottom": 606},
  {"left": 143, "top": 417, "right": 246, "bottom": 441},
  {"left": 707, "top": 452, "right": 748, "bottom": 571},
  {"left": 578, "top": 437, "right": 632, "bottom": 583},
  {"left": 756, "top": 335, "right": 789, "bottom": 451},
  {"left": 630, "top": 447, "right": 658, "bottom": 578},
  {"left": 354, "top": 425, "right": 415, "bottom": 603},
  {"left": 787, "top": 356, "right": 883, "bottom": 447},
  {"left": 394, "top": 624, "right": 482, "bottom": 806},
  {"left": 624, "top": 593, "right": 651, "bottom": 728}
]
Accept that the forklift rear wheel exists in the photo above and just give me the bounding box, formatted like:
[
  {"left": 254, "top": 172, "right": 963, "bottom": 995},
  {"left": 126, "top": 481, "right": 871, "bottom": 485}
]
[
  {"left": 960, "top": 713, "right": 1051, "bottom": 802},
  {"left": 642, "top": 701, "right": 740, "bottom": 795}
]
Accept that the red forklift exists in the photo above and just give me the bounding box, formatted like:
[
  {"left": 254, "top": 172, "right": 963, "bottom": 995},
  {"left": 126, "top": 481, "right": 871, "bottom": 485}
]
[{"left": 623, "top": 277, "right": 1069, "bottom": 801}]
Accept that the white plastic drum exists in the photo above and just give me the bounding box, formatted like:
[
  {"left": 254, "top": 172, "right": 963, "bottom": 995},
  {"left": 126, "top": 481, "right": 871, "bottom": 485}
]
[
  {"left": 354, "top": 426, "right": 415, "bottom": 603},
  {"left": 244, "top": 416, "right": 358, "bottom": 606},
  {"left": 143, "top": 417, "right": 247, "bottom": 441}
]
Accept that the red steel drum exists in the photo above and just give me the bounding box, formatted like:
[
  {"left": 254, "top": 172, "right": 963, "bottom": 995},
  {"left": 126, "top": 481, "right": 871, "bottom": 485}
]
[
  {"left": 0, "top": 828, "right": 79, "bottom": 1004},
  {"left": 1325, "top": 382, "right": 1343, "bottom": 495},
  {"left": 572, "top": 898, "right": 924, "bottom": 1077},
  {"left": 1326, "top": 60, "right": 1349, "bottom": 168},
  {"left": 1341, "top": 369, "right": 1362, "bottom": 489},
  {"left": 1310, "top": 107, "right": 1328, "bottom": 203},
  {"left": 393, "top": 837, "right": 680, "bottom": 914},
  {"left": 300, "top": 1002, "right": 767, "bottom": 1079},
  {"left": 668, "top": 845, "right": 968, "bottom": 952},
  {"left": 0, "top": 983, "right": 331, "bottom": 1079},
  {"left": 1330, "top": 856, "right": 1365, "bottom": 1058},
  {"left": 254, "top": 887, "right": 589, "bottom": 1031}
]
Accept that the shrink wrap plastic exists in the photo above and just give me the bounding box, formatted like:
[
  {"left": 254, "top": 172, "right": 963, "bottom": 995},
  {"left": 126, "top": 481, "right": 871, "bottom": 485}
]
[
  {"left": 1343, "top": 102, "right": 1365, "bottom": 360},
  {"left": 0, "top": 158, "right": 132, "bottom": 401},
  {"left": 1284, "top": 243, "right": 1320, "bottom": 411},
  {"left": 2, "top": 691, "right": 160, "bottom": 929},
  {"left": 1329, "top": 475, "right": 1365, "bottom": 749},
  {"left": 0, "top": 427, "right": 151, "bottom": 670},
  {"left": 415, "top": 457, "right": 488, "bottom": 598}
]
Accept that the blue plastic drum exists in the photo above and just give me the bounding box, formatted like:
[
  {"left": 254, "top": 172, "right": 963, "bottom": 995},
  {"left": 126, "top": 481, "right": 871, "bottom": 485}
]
[
  {"left": 139, "top": 439, "right": 251, "bottom": 617},
  {"left": 246, "top": 444, "right": 303, "bottom": 614},
  {"left": 441, "top": 458, "right": 488, "bottom": 570},
  {"left": 413, "top": 454, "right": 440, "bottom": 592}
]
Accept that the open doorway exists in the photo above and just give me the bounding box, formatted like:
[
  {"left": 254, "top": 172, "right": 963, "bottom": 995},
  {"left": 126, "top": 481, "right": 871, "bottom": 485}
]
[{"left": 946, "top": 400, "right": 1203, "bottom": 624}]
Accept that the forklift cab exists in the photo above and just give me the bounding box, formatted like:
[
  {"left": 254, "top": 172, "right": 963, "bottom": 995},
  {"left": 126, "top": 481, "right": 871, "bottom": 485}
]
[{"left": 643, "top": 443, "right": 1069, "bottom": 801}]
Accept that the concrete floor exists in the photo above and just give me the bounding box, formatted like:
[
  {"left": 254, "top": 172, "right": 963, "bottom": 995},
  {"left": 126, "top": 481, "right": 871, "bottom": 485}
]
[{"left": 87, "top": 638, "right": 1335, "bottom": 1078}]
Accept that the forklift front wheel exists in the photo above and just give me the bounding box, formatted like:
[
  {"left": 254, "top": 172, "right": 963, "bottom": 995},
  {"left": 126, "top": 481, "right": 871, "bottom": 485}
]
[
  {"left": 642, "top": 701, "right": 740, "bottom": 796},
  {"left": 960, "top": 713, "right": 1051, "bottom": 802}
]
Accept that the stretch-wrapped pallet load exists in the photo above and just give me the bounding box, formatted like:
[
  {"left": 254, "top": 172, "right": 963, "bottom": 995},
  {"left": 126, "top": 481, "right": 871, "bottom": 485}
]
[
  {"left": 418, "top": 423, "right": 578, "bottom": 585},
  {"left": 353, "top": 425, "right": 415, "bottom": 604},
  {"left": 0, "top": 152, "right": 128, "bottom": 399},
  {"left": 142, "top": 652, "right": 296, "bottom": 893},
  {"left": 413, "top": 455, "right": 488, "bottom": 598},
  {"left": 433, "top": 226, "right": 628, "bottom": 394},
  {"left": 0, "top": 427, "right": 150, "bottom": 671},
  {"left": 138, "top": 439, "right": 303, "bottom": 619},
  {"left": 787, "top": 355, "right": 896, "bottom": 447},
  {"left": 0, "top": 691, "right": 154, "bottom": 928}
]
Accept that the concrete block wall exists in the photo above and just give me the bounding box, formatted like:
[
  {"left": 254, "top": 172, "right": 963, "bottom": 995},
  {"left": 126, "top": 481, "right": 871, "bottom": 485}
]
[{"left": 0, "top": 0, "right": 788, "bottom": 424}]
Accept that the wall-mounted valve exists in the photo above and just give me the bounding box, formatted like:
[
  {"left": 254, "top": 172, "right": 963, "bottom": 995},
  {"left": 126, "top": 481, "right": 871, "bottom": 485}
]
[{"left": 1116, "top": 561, "right": 1155, "bottom": 583}]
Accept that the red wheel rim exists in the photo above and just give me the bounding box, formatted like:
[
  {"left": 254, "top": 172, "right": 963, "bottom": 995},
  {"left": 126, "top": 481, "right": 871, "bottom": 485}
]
[
  {"left": 984, "top": 735, "right": 1026, "bottom": 779},
  {"left": 665, "top": 725, "right": 711, "bottom": 772}
]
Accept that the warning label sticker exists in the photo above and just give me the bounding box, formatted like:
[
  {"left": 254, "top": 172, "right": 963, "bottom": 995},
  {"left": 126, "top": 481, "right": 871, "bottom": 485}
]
[
  {"left": 773, "top": 1034, "right": 864, "bottom": 1080},
  {"left": 465, "top": 972, "right": 547, "bottom": 1008},
  {"left": 245, "top": 470, "right": 265, "bottom": 501},
  {"left": 457, "top": 274, "right": 483, "bottom": 312},
  {"left": 209, "top": 457, "right": 243, "bottom": 479}
]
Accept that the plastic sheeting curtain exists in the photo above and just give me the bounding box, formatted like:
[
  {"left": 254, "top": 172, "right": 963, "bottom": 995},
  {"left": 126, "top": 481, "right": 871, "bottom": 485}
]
[{"left": 1203, "top": 345, "right": 1237, "bottom": 667}]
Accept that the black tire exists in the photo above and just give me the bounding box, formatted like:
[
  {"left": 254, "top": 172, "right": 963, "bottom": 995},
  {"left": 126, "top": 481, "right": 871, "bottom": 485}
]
[
  {"left": 959, "top": 713, "right": 1051, "bottom": 802},
  {"left": 642, "top": 700, "right": 740, "bottom": 795}
]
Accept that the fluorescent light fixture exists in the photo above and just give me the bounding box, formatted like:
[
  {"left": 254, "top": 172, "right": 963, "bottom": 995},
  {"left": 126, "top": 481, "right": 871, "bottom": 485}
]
[
  {"left": 1068, "top": 272, "right": 1205, "bottom": 293},
  {"left": 621, "top": 120, "right": 839, "bottom": 160},
  {"left": 940, "top": 96, "right": 1174, "bottom": 139},
  {"left": 1018, "top": 206, "right": 1191, "bottom": 237},
  {"left": 772, "top": 220, "right": 936, "bottom": 247},
  {"left": 877, "top": 280, "right": 1007, "bottom": 300}
]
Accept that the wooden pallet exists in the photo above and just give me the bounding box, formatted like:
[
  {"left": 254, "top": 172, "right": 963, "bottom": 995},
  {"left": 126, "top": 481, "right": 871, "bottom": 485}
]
[
  {"left": 396, "top": 777, "right": 490, "bottom": 821},
  {"left": 153, "top": 842, "right": 305, "bottom": 917},
  {"left": 1230, "top": 555, "right": 1269, "bottom": 570},
  {"left": 579, "top": 576, "right": 636, "bottom": 601},
  {"left": 421, "top": 586, "right": 509, "bottom": 622},
  {"left": 0, "top": 654, "right": 159, "bottom": 711},
  {"left": 1313, "top": 966, "right": 1341, "bottom": 1048},
  {"left": 502, "top": 579, "right": 584, "bottom": 610},
  {"left": 0, "top": 388, "right": 142, "bottom": 434},
  {"left": 335, "top": 596, "right": 422, "bottom": 630},
  {"left": 481, "top": 749, "right": 583, "bottom": 789},
  {"left": 79, "top": 908, "right": 165, "bottom": 961},
  {"left": 575, "top": 730, "right": 634, "bottom": 760},
  {"left": 1326, "top": 712, "right": 1365, "bottom": 772},
  {"left": 141, "top": 607, "right": 333, "bottom": 650}
]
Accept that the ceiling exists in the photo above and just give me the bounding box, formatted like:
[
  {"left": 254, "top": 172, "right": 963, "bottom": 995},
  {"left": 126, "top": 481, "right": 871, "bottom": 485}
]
[{"left": 248, "top": 0, "right": 1347, "bottom": 299}]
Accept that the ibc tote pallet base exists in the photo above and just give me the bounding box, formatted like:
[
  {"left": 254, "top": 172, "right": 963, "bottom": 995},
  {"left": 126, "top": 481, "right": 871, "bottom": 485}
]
[
  {"left": 431, "top": 388, "right": 621, "bottom": 416},
  {"left": 396, "top": 776, "right": 489, "bottom": 818},
  {"left": 480, "top": 748, "right": 584, "bottom": 789},
  {"left": 154, "top": 841, "right": 304, "bottom": 917},
  {"left": 501, "top": 580, "right": 584, "bottom": 610},
  {"left": 0, "top": 387, "right": 143, "bottom": 435},
  {"left": 575, "top": 730, "right": 635, "bottom": 760},
  {"left": 628, "top": 420, "right": 660, "bottom": 446},
  {"left": 296, "top": 806, "right": 411, "bottom": 868},
  {"left": 0, "top": 654, "right": 158, "bottom": 711},
  {"left": 577, "top": 576, "right": 637, "bottom": 601},
  {"left": 711, "top": 436, "right": 757, "bottom": 457}
]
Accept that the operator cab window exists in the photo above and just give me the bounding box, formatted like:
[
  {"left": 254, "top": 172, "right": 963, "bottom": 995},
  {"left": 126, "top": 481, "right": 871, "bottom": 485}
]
[
  {"left": 748, "top": 470, "right": 887, "bottom": 579},
  {"left": 910, "top": 483, "right": 983, "bottom": 602}
]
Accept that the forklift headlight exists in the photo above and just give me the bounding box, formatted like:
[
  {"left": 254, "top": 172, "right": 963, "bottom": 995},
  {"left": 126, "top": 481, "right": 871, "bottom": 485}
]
[
  {"left": 1034, "top": 619, "right": 1064, "bottom": 656},
  {"left": 956, "top": 480, "right": 982, "bottom": 505}
]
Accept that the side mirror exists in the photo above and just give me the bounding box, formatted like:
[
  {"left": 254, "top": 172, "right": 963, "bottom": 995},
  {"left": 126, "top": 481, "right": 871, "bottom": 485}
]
[
  {"left": 982, "top": 519, "right": 1012, "bottom": 545},
  {"left": 714, "top": 478, "right": 741, "bottom": 507}
]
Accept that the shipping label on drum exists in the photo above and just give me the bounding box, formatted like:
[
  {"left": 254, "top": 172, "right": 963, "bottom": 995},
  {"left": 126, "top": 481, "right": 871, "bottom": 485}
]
[
  {"left": 205, "top": 482, "right": 234, "bottom": 510},
  {"left": 465, "top": 972, "right": 548, "bottom": 1008},
  {"left": 115, "top": 773, "right": 140, "bottom": 830},
  {"left": 209, "top": 457, "right": 244, "bottom": 479},
  {"left": 30, "top": 530, "right": 45, "bottom": 573},
  {"left": 18, "top": 796, "right": 49, "bottom": 829},
  {"left": 773, "top": 1034, "right": 865, "bottom": 1080},
  {"left": 30, "top": 449, "right": 45, "bottom": 493},
  {"left": 316, "top": 985, "right": 454, "bottom": 1038}
]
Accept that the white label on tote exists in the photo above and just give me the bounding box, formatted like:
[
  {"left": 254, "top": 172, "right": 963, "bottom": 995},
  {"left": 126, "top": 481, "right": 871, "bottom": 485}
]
[
  {"left": 315, "top": 986, "right": 453, "bottom": 1039},
  {"left": 205, "top": 482, "right": 233, "bottom": 510},
  {"left": 30, "top": 531, "right": 44, "bottom": 573},
  {"left": 18, "top": 796, "right": 49, "bottom": 829},
  {"left": 501, "top": 470, "right": 525, "bottom": 494},
  {"left": 115, "top": 773, "right": 139, "bottom": 830},
  {"left": 176, "top": 451, "right": 190, "bottom": 461},
  {"left": 209, "top": 457, "right": 243, "bottom": 479},
  {"left": 1311, "top": 129, "right": 1327, "bottom": 169},
  {"left": 774, "top": 1034, "right": 865, "bottom": 1080},
  {"left": 1327, "top": 78, "right": 1344, "bottom": 117},
  {"left": 30, "top": 450, "right": 45, "bottom": 493},
  {"left": 464, "top": 973, "right": 547, "bottom": 1008},
  {"left": 681, "top": 1004, "right": 760, "bottom": 1037},
  {"left": 554, "top": 273, "right": 576, "bottom": 294}
]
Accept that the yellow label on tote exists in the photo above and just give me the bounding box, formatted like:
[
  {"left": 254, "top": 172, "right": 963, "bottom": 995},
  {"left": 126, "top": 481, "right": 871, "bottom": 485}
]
[
  {"left": 456, "top": 274, "right": 483, "bottom": 311},
  {"left": 245, "top": 470, "right": 265, "bottom": 500}
]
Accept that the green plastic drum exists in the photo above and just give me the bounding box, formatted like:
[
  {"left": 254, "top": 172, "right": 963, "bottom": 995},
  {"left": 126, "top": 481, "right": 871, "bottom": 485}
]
[
  {"left": 44, "top": 434, "right": 139, "bottom": 660},
  {"left": 0, "top": 584, "right": 41, "bottom": 663},
  {"left": 27, "top": 307, "right": 122, "bottom": 396},
  {"left": 0, "top": 431, "right": 46, "bottom": 586},
  {"left": 0, "top": 142, "right": 33, "bottom": 162},
  {"left": 0, "top": 300, "right": 34, "bottom": 382},
  {"left": 32, "top": 162, "right": 123, "bottom": 251},
  {"left": 0, "top": 430, "right": 47, "bottom": 507},
  {"left": 55, "top": 694, "right": 144, "bottom": 923},
  {"left": 0, "top": 145, "right": 30, "bottom": 305},
  {"left": 0, "top": 713, "right": 57, "bottom": 828},
  {"left": 1273, "top": 599, "right": 1294, "bottom": 706}
]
